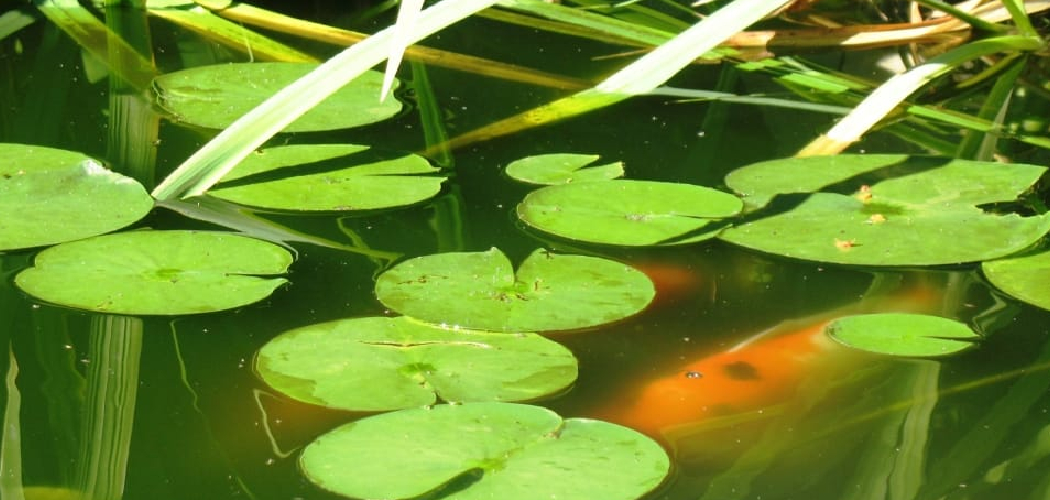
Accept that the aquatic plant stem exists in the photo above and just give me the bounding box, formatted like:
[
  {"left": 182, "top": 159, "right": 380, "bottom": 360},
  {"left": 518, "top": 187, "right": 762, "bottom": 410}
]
[
  {"left": 34, "top": 0, "right": 155, "bottom": 91},
  {"left": 0, "top": 348, "right": 24, "bottom": 500},
  {"left": 955, "top": 55, "right": 1025, "bottom": 160},
  {"left": 797, "top": 35, "right": 1045, "bottom": 157}
]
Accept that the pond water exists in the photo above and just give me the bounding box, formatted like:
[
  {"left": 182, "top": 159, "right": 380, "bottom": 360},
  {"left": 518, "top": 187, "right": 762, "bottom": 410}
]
[{"left": 3, "top": 4, "right": 1050, "bottom": 500}]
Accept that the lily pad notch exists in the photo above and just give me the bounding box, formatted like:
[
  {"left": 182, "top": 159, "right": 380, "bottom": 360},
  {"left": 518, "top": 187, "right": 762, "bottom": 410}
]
[
  {"left": 300, "top": 402, "right": 670, "bottom": 500},
  {"left": 720, "top": 154, "right": 1050, "bottom": 266},
  {"left": 374, "top": 248, "right": 656, "bottom": 332},
  {"left": 256, "top": 316, "right": 579, "bottom": 412},
  {"left": 825, "top": 313, "right": 979, "bottom": 357}
]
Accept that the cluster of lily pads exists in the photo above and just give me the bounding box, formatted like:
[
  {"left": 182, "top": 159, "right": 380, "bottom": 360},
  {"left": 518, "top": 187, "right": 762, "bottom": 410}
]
[
  {"left": 5, "top": 61, "right": 1050, "bottom": 499},
  {"left": 2, "top": 63, "right": 677, "bottom": 500},
  {"left": 260, "top": 248, "right": 671, "bottom": 499},
  {"left": 509, "top": 151, "right": 1050, "bottom": 310}
]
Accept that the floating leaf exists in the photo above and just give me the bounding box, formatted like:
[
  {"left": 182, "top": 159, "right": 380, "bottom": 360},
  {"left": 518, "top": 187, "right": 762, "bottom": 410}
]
[
  {"left": 375, "top": 248, "right": 654, "bottom": 332},
  {"left": 505, "top": 153, "right": 623, "bottom": 185},
  {"left": 516, "top": 180, "right": 743, "bottom": 246},
  {"left": 153, "top": 63, "right": 401, "bottom": 132},
  {"left": 721, "top": 155, "right": 1050, "bottom": 265},
  {"left": 0, "top": 143, "right": 153, "bottom": 251},
  {"left": 255, "top": 316, "right": 577, "bottom": 411},
  {"left": 300, "top": 403, "right": 669, "bottom": 500},
  {"left": 725, "top": 154, "right": 918, "bottom": 209},
  {"left": 209, "top": 144, "right": 445, "bottom": 211},
  {"left": 826, "top": 313, "right": 978, "bottom": 357},
  {"left": 15, "top": 230, "right": 291, "bottom": 315},
  {"left": 982, "top": 249, "right": 1050, "bottom": 311}
]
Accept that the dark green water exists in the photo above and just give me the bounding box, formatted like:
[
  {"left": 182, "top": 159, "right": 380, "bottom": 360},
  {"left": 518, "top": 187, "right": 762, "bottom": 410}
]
[{"left": 3, "top": 5, "right": 1050, "bottom": 500}]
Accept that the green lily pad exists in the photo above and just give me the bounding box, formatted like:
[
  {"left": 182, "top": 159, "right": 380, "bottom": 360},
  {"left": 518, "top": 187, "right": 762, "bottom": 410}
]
[
  {"left": 516, "top": 180, "right": 743, "bottom": 246},
  {"left": 0, "top": 143, "right": 153, "bottom": 251},
  {"left": 300, "top": 403, "right": 670, "bottom": 500},
  {"left": 153, "top": 63, "right": 400, "bottom": 132},
  {"left": 209, "top": 144, "right": 445, "bottom": 211},
  {"left": 826, "top": 313, "right": 978, "bottom": 357},
  {"left": 505, "top": 153, "right": 623, "bottom": 185},
  {"left": 375, "top": 248, "right": 654, "bottom": 332},
  {"left": 15, "top": 230, "right": 291, "bottom": 315},
  {"left": 982, "top": 249, "right": 1050, "bottom": 311},
  {"left": 721, "top": 155, "right": 1050, "bottom": 265},
  {"left": 255, "top": 316, "right": 578, "bottom": 411}
]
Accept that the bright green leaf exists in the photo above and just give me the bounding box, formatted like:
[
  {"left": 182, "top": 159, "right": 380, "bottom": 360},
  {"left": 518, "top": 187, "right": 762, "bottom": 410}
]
[
  {"left": 375, "top": 248, "right": 654, "bottom": 332},
  {"left": 15, "top": 230, "right": 291, "bottom": 315},
  {"left": 300, "top": 403, "right": 670, "bottom": 500},
  {"left": 255, "top": 316, "right": 578, "bottom": 411},
  {"left": 982, "top": 249, "right": 1050, "bottom": 311},
  {"left": 826, "top": 313, "right": 978, "bottom": 357},
  {"left": 516, "top": 180, "right": 743, "bottom": 246},
  {"left": 721, "top": 155, "right": 1050, "bottom": 265},
  {"left": 153, "top": 63, "right": 401, "bottom": 132},
  {"left": 210, "top": 144, "right": 445, "bottom": 211},
  {"left": 505, "top": 153, "right": 623, "bottom": 185},
  {"left": 0, "top": 143, "right": 153, "bottom": 250}
]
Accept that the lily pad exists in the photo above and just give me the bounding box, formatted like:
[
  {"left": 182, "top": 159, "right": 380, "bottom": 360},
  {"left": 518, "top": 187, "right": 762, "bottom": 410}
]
[
  {"left": 15, "top": 230, "right": 291, "bottom": 315},
  {"left": 375, "top": 248, "right": 654, "bottom": 332},
  {"left": 255, "top": 316, "right": 578, "bottom": 411},
  {"left": 516, "top": 180, "right": 743, "bottom": 246},
  {"left": 826, "top": 313, "right": 978, "bottom": 357},
  {"left": 209, "top": 144, "right": 445, "bottom": 211},
  {"left": 0, "top": 143, "right": 153, "bottom": 250},
  {"left": 153, "top": 63, "right": 401, "bottom": 132},
  {"left": 300, "top": 403, "right": 670, "bottom": 500},
  {"left": 505, "top": 153, "right": 623, "bottom": 185},
  {"left": 982, "top": 249, "right": 1050, "bottom": 311},
  {"left": 721, "top": 155, "right": 1050, "bottom": 265}
]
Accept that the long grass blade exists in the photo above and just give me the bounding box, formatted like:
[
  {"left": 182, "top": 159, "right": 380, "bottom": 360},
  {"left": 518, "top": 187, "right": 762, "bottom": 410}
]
[
  {"left": 148, "top": 1, "right": 316, "bottom": 62},
  {"left": 649, "top": 86, "right": 851, "bottom": 114},
  {"left": 486, "top": 0, "right": 677, "bottom": 46},
  {"left": 437, "top": 0, "right": 793, "bottom": 150},
  {"left": 797, "top": 35, "right": 1045, "bottom": 156},
  {"left": 1000, "top": 0, "right": 1039, "bottom": 37},
  {"left": 954, "top": 55, "right": 1025, "bottom": 160},
  {"left": 410, "top": 62, "right": 454, "bottom": 167},
  {"left": 381, "top": 0, "right": 425, "bottom": 101},
  {"left": 914, "top": 0, "right": 1008, "bottom": 33}
]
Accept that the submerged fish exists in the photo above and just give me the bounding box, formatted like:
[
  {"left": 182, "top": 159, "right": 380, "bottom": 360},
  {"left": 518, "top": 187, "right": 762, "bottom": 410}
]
[
  {"left": 599, "top": 283, "right": 941, "bottom": 439},
  {"left": 631, "top": 261, "right": 704, "bottom": 306}
]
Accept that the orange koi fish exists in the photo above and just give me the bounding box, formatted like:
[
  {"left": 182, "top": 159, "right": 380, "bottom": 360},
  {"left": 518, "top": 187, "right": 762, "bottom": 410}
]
[
  {"left": 630, "top": 260, "right": 706, "bottom": 307},
  {"left": 600, "top": 283, "right": 942, "bottom": 439}
]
